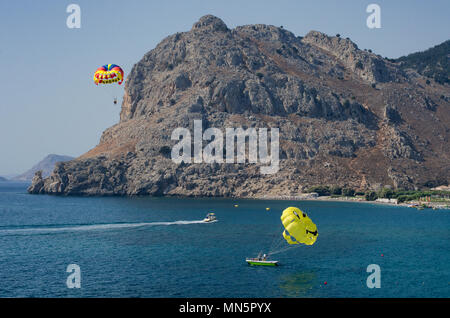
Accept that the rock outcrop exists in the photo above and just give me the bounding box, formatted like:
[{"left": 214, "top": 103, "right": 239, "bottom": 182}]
[
  {"left": 29, "top": 15, "right": 450, "bottom": 196},
  {"left": 302, "top": 31, "right": 404, "bottom": 84}
]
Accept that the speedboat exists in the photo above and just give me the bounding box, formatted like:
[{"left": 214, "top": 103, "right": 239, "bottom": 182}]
[
  {"left": 203, "top": 213, "right": 217, "bottom": 223},
  {"left": 246, "top": 253, "right": 278, "bottom": 266}
]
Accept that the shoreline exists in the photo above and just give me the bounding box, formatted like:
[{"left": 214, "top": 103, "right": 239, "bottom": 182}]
[
  {"left": 4, "top": 182, "right": 449, "bottom": 209},
  {"left": 254, "top": 194, "right": 450, "bottom": 209}
]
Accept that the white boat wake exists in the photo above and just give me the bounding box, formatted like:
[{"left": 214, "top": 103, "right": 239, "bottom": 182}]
[{"left": 0, "top": 220, "right": 207, "bottom": 236}]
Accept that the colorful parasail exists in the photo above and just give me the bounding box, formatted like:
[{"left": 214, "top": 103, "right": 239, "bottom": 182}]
[{"left": 93, "top": 64, "right": 124, "bottom": 85}]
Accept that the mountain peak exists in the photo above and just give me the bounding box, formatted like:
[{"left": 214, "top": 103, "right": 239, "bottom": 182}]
[
  {"left": 192, "top": 14, "right": 228, "bottom": 32},
  {"left": 14, "top": 154, "right": 74, "bottom": 182}
]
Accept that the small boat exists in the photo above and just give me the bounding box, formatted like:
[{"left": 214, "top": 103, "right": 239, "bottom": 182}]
[
  {"left": 246, "top": 253, "right": 278, "bottom": 266},
  {"left": 203, "top": 213, "right": 217, "bottom": 223}
]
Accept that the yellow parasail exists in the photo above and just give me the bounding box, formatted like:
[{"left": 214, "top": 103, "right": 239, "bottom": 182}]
[{"left": 281, "top": 207, "right": 318, "bottom": 246}]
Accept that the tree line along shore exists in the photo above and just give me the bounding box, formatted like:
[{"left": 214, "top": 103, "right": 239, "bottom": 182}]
[{"left": 304, "top": 185, "right": 450, "bottom": 208}]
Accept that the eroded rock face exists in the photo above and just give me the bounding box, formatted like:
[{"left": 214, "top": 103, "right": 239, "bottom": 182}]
[
  {"left": 29, "top": 15, "right": 450, "bottom": 196},
  {"left": 302, "top": 31, "right": 404, "bottom": 84},
  {"left": 28, "top": 170, "right": 45, "bottom": 194}
]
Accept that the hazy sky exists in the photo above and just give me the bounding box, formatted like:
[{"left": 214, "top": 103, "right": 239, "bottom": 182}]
[{"left": 0, "top": 0, "right": 449, "bottom": 176}]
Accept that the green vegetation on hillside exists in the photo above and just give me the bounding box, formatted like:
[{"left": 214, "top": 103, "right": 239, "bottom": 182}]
[
  {"left": 306, "top": 185, "right": 450, "bottom": 203},
  {"left": 395, "top": 40, "right": 450, "bottom": 85}
]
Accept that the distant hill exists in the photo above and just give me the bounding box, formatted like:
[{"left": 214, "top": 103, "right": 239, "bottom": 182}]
[
  {"left": 13, "top": 154, "right": 74, "bottom": 182},
  {"left": 395, "top": 40, "right": 449, "bottom": 85},
  {"left": 0, "top": 176, "right": 9, "bottom": 182}
]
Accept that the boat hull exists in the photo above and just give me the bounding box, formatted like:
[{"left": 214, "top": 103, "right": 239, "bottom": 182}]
[{"left": 246, "top": 259, "right": 278, "bottom": 266}]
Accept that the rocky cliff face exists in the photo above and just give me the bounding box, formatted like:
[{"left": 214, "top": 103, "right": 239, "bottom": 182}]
[{"left": 29, "top": 15, "right": 450, "bottom": 196}]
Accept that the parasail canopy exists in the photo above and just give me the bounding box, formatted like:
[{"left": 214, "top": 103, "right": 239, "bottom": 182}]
[
  {"left": 280, "top": 207, "right": 318, "bottom": 246},
  {"left": 93, "top": 64, "right": 124, "bottom": 85}
]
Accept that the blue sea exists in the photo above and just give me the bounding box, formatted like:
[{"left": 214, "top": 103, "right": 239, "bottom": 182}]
[{"left": 0, "top": 182, "right": 448, "bottom": 298}]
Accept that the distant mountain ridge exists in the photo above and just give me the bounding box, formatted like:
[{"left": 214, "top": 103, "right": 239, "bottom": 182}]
[
  {"left": 14, "top": 154, "right": 74, "bottom": 182},
  {"left": 395, "top": 40, "right": 449, "bottom": 85}
]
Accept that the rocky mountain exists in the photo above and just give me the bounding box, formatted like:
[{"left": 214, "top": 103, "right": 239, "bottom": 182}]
[
  {"left": 29, "top": 15, "right": 450, "bottom": 197},
  {"left": 15, "top": 154, "right": 74, "bottom": 182},
  {"left": 395, "top": 40, "right": 449, "bottom": 85}
]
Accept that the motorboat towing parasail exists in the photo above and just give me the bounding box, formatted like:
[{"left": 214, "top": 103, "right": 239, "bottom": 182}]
[
  {"left": 246, "top": 253, "right": 278, "bottom": 266},
  {"left": 203, "top": 213, "right": 217, "bottom": 223},
  {"left": 245, "top": 207, "right": 319, "bottom": 267}
]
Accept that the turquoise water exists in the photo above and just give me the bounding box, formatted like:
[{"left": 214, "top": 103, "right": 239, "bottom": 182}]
[{"left": 0, "top": 182, "right": 448, "bottom": 298}]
